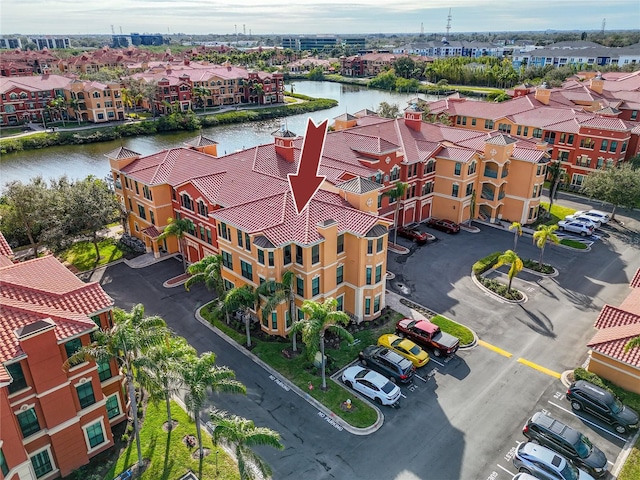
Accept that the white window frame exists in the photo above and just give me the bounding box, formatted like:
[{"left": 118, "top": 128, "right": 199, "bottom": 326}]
[
  {"left": 29, "top": 444, "right": 57, "bottom": 479},
  {"left": 82, "top": 417, "right": 109, "bottom": 454},
  {"left": 105, "top": 393, "right": 123, "bottom": 420}
]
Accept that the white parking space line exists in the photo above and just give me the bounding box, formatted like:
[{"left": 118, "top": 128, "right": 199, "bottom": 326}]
[
  {"left": 399, "top": 392, "right": 407, "bottom": 398},
  {"left": 415, "top": 374, "right": 428, "bottom": 383},
  {"left": 429, "top": 358, "right": 445, "bottom": 367},
  {"left": 497, "top": 464, "right": 515, "bottom": 476},
  {"left": 547, "top": 401, "right": 628, "bottom": 442}
]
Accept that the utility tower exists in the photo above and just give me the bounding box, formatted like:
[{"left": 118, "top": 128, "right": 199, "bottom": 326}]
[
  {"left": 111, "top": 25, "right": 115, "bottom": 35},
  {"left": 601, "top": 18, "right": 606, "bottom": 35},
  {"left": 420, "top": 22, "right": 424, "bottom": 36},
  {"left": 446, "top": 8, "right": 452, "bottom": 37}
]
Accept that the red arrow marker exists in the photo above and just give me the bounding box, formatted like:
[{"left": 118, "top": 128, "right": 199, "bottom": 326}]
[{"left": 288, "top": 118, "right": 328, "bottom": 214}]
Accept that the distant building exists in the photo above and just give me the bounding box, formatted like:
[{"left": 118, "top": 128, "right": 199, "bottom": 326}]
[
  {"left": 30, "top": 37, "right": 71, "bottom": 50},
  {"left": 511, "top": 41, "right": 640, "bottom": 69},
  {"left": 282, "top": 36, "right": 365, "bottom": 52},
  {"left": 0, "top": 38, "right": 22, "bottom": 50},
  {"left": 111, "top": 33, "right": 165, "bottom": 48}
]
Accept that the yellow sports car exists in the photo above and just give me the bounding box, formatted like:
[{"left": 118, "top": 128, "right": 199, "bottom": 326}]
[{"left": 377, "top": 334, "right": 430, "bottom": 368}]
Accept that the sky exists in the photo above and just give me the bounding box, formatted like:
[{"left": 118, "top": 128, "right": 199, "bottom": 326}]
[{"left": 1, "top": 0, "right": 639, "bottom": 36}]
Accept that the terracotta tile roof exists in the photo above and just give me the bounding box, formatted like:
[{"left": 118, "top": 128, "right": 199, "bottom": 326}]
[
  {"left": 630, "top": 268, "right": 640, "bottom": 289},
  {"left": 579, "top": 116, "right": 634, "bottom": 132},
  {"left": 437, "top": 146, "right": 476, "bottom": 163},
  {"left": 336, "top": 177, "right": 382, "bottom": 194},
  {"left": 354, "top": 109, "right": 378, "bottom": 117},
  {"left": 141, "top": 226, "right": 161, "bottom": 238},
  {"left": 0, "top": 256, "right": 14, "bottom": 268},
  {"left": 0, "top": 231, "right": 14, "bottom": 258},
  {"left": 344, "top": 132, "right": 400, "bottom": 155},
  {"left": 620, "top": 287, "right": 640, "bottom": 316},
  {"left": 0, "top": 74, "right": 75, "bottom": 94},
  {"left": 486, "top": 134, "right": 518, "bottom": 146},
  {"left": 594, "top": 304, "right": 640, "bottom": 329},
  {"left": 212, "top": 189, "right": 387, "bottom": 247},
  {"left": 0, "top": 256, "right": 113, "bottom": 363},
  {"left": 186, "top": 135, "right": 218, "bottom": 147},
  {"left": 587, "top": 323, "right": 640, "bottom": 368},
  {"left": 511, "top": 147, "right": 548, "bottom": 163},
  {"left": 334, "top": 113, "right": 357, "bottom": 121},
  {"left": 105, "top": 146, "right": 140, "bottom": 160}
]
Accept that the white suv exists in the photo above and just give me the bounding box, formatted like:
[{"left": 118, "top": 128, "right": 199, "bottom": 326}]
[
  {"left": 557, "top": 220, "right": 594, "bottom": 237},
  {"left": 574, "top": 210, "right": 610, "bottom": 224},
  {"left": 564, "top": 214, "right": 600, "bottom": 229}
]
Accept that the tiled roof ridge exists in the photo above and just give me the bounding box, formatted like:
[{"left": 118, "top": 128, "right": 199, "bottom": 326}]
[
  {"left": 150, "top": 148, "right": 178, "bottom": 183},
  {"left": 0, "top": 296, "right": 96, "bottom": 329}
]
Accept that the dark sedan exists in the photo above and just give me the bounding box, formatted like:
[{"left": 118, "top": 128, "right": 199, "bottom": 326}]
[
  {"left": 425, "top": 218, "right": 460, "bottom": 234},
  {"left": 397, "top": 226, "right": 433, "bottom": 244}
]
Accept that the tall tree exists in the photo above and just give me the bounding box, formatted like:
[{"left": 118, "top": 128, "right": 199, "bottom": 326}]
[
  {"left": 290, "top": 298, "right": 352, "bottom": 390},
  {"left": 223, "top": 285, "right": 258, "bottom": 347},
  {"left": 493, "top": 249, "right": 523, "bottom": 291},
  {"left": 256, "top": 270, "right": 297, "bottom": 352},
  {"left": 63, "top": 304, "right": 169, "bottom": 469},
  {"left": 383, "top": 181, "right": 409, "bottom": 246},
  {"left": 158, "top": 217, "right": 194, "bottom": 271},
  {"left": 185, "top": 254, "right": 225, "bottom": 296},
  {"left": 180, "top": 352, "right": 246, "bottom": 459},
  {"left": 509, "top": 221, "right": 522, "bottom": 252},
  {"left": 208, "top": 408, "right": 284, "bottom": 480},
  {"left": 533, "top": 224, "right": 560, "bottom": 267},
  {"left": 546, "top": 160, "right": 567, "bottom": 217},
  {"left": 377, "top": 101, "right": 400, "bottom": 119},
  {"left": 135, "top": 335, "right": 195, "bottom": 431},
  {"left": 581, "top": 164, "right": 640, "bottom": 220}
]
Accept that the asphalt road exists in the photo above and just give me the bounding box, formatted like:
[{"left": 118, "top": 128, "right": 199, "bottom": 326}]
[{"left": 89, "top": 196, "right": 640, "bottom": 480}]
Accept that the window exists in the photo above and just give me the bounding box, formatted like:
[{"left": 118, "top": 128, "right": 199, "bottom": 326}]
[
  {"left": 484, "top": 119, "right": 494, "bottom": 129},
  {"left": 97, "top": 361, "right": 112, "bottom": 382},
  {"left": 298, "top": 308, "right": 305, "bottom": 321},
  {"left": 377, "top": 194, "right": 383, "bottom": 208},
  {"left": 77, "top": 381, "right": 96, "bottom": 409},
  {"left": 221, "top": 251, "right": 233, "bottom": 269},
  {"left": 106, "top": 395, "right": 120, "bottom": 419},
  {"left": 17, "top": 407, "right": 40, "bottom": 437},
  {"left": 452, "top": 184, "right": 459, "bottom": 197},
  {"left": 425, "top": 160, "right": 436, "bottom": 174},
  {"left": 85, "top": 421, "right": 106, "bottom": 449},
  {"left": 7, "top": 362, "right": 28, "bottom": 394},
  {"left": 465, "top": 183, "right": 473, "bottom": 196},
  {"left": 137, "top": 204, "right": 146, "bottom": 220},
  {"left": 181, "top": 194, "right": 193, "bottom": 210},
  {"left": 600, "top": 139, "right": 608, "bottom": 152},
  {"left": 375, "top": 265, "right": 382, "bottom": 283},
  {"left": 245, "top": 233, "right": 251, "bottom": 252},
  {"left": 336, "top": 296, "right": 344, "bottom": 312},
  {"left": 283, "top": 245, "right": 292, "bottom": 265},
  {"left": 134, "top": 181, "right": 140, "bottom": 194},
  {"left": 390, "top": 166, "right": 400, "bottom": 181},
  {"left": 197, "top": 200, "right": 207, "bottom": 216},
  {"left": 365, "top": 298, "right": 371, "bottom": 315},
  {"left": 471, "top": 118, "right": 476, "bottom": 126},
  {"left": 295, "top": 245, "right": 303, "bottom": 264},
  {"left": 609, "top": 141, "right": 618, "bottom": 153},
  {"left": 65, "top": 338, "right": 82, "bottom": 359},
  {"left": 285, "top": 311, "right": 292, "bottom": 329},
  {"left": 366, "top": 266, "right": 372, "bottom": 285},
  {"left": 0, "top": 448, "right": 8, "bottom": 476},
  {"left": 312, "top": 277, "right": 320, "bottom": 296},
  {"left": 631, "top": 110, "right": 638, "bottom": 121},
  {"left": 468, "top": 161, "right": 477, "bottom": 175},
  {"left": 271, "top": 312, "right": 278, "bottom": 330},
  {"left": 376, "top": 237, "right": 384, "bottom": 253},
  {"left": 143, "top": 185, "right": 152, "bottom": 201},
  {"left": 312, "top": 245, "right": 320, "bottom": 264},
  {"left": 454, "top": 163, "right": 461, "bottom": 176},
  {"left": 257, "top": 249, "right": 265, "bottom": 265},
  {"left": 237, "top": 229, "right": 243, "bottom": 247},
  {"left": 337, "top": 234, "right": 344, "bottom": 254},
  {"left": 621, "top": 141, "right": 627, "bottom": 153},
  {"left": 150, "top": 210, "right": 155, "bottom": 225},
  {"left": 374, "top": 295, "right": 381, "bottom": 313},
  {"left": 268, "top": 251, "right": 274, "bottom": 267},
  {"left": 30, "top": 449, "right": 53, "bottom": 478},
  {"left": 240, "top": 260, "right": 253, "bottom": 281},
  {"left": 422, "top": 182, "right": 434, "bottom": 195},
  {"left": 296, "top": 277, "right": 304, "bottom": 296},
  {"left": 224, "top": 279, "right": 234, "bottom": 291},
  {"left": 533, "top": 128, "right": 542, "bottom": 139},
  {"left": 199, "top": 225, "right": 205, "bottom": 240},
  {"left": 336, "top": 265, "right": 344, "bottom": 284}
]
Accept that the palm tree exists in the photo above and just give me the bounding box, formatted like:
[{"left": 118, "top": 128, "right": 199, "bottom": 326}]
[
  {"left": 208, "top": 408, "right": 284, "bottom": 480},
  {"left": 546, "top": 160, "right": 567, "bottom": 218},
  {"left": 383, "top": 181, "right": 409, "bottom": 246},
  {"left": 493, "top": 249, "right": 523, "bottom": 292},
  {"left": 509, "top": 222, "right": 523, "bottom": 252},
  {"left": 533, "top": 224, "right": 560, "bottom": 267},
  {"left": 624, "top": 335, "right": 640, "bottom": 353},
  {"left": 185, "top": 254, "right": 225, "bottom": 295},
  {"left": 256, "top": 270, "right": 298, "bottom": 352},
  {"left": 180, "top": 352, "right": 246, "bottom": 459},
  {"left": 67, "top": 97, "right": 82, "bottom": 125},
  {"left": 290, "top": 298, "right": 353, "bottom": 390},
  {"left": 223, "top": 285, "right": 258, "bottom": 347},
  {"left": 135, "top": 335, "right": 195, "bottom": 431},
  {"left": 63, "top": 304, "right": 169, "bottom": 469},
  {"left": 158, "top": 217, "right": 194, "bottom": 271}
]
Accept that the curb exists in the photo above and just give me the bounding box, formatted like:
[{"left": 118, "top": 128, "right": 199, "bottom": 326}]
[
  {"left": 124, "top": 253, "right": 180, "bottom": 269},
  {"left": 194, "top": 305, "right": 384, "bottom": 436},
  {"left": 471, "top": 271, "right": 528, "bottom": 305},
  {"left": 521, "top": 265, "right": 559, "bottom": 278}
]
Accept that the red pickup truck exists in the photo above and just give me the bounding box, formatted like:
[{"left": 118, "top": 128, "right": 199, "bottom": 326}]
[{"left": 395, "top": 318, "right": 460, "bottom": 357}]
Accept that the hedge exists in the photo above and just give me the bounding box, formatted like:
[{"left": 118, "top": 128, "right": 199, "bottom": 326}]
[{"left": 472, "top": 251, "right": 502, "bottom": 275}]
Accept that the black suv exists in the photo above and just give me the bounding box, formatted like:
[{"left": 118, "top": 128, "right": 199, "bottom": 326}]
[
  {"left": 523, "top": 411, "right": 608, "bottom": 477},
  {"left": 566, "top": 380, "right": 640, "bottom": 434},
  {"left": 359, "top": 346, "right": 415, "bottom": 384}
]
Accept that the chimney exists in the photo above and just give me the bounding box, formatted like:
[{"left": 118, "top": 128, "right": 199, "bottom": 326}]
[
  {"left": 272, "top": 126, "right": 298, "bottom": 163},
  {"left": 534, "top": 82, "right": 551, "bottom": 105},
  {"left": 403, "top": 102, "right": 423, "bottom": 132},
  {"left": 589, "top": 73, "right": 604, "bottom": 94},
  {"left": 183, "top": 57, "right": 190, "bottom": 66}
]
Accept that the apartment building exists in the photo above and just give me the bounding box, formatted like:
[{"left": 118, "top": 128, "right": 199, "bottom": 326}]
[
  {"left": 340, "top": 52, "right": 415, "bottom": 77},
  {"left": 511, "top": 40, "right": 640, "bottom": 69},
  {"left": 0, "top": 75, "right": 72, "bottom": 126},
  {"left": 0, "top": 235, "right": 125, "bottom": 480},
  {"left": 67, "top": 80, "right": 125, "bottom": 123}
]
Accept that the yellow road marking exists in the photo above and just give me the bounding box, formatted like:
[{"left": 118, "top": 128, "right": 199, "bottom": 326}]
[
  {"left": 478, "top": 339, "right": 512, "bottom": 358},
  {"left": 517, "top": 358, "right": 561, "bottom": 378}
]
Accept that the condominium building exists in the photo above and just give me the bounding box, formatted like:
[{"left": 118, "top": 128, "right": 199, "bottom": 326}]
[{"left": 0, "top": 234, "right": 125, "bottom": 480}]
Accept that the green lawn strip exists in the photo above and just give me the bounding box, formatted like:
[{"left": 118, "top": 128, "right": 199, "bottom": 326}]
[
  {"left": 540, "top": 201, "right": 576, "bottom": 225},
  {"left": 618, "top": 436, "right": 640, "bottom": 480},
  {"left": 430, "top": 315, "right": 475, "bottom": 346},
  {"left": 200, "top": 304, "right": 246, "bottom": 345},
  {"left": 58, "top": 238, "right": 124, "bottom": 271},
  {"left": 104, "top": 401, "right": 239, "bottom": 480},
  {"left": 559, "top": 239, "right": 588, "bottom": 249},
  {"left": 0, "top": 126, "right": 26, "bottom": 137}
]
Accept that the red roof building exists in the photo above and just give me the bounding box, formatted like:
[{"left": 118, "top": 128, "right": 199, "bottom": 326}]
[
  {"left": 587, "top": 267, "right": 640, "bottom": 394},
  {"left": 0, "top": 248, "right": 125, "bottom": 479}
]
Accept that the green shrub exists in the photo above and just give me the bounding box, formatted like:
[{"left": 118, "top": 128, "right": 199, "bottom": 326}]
[
  {"left": 574, "top": 367, "right": 613, "bottom": 392},
  {"left": 121, "top": 433, "right": 129, "bottom": 443},
  {"left": 476, "top": 276, "right": 523, "bottom": 301},
  {"left": 472, "top": 251, "right": 502, "bottom": 275},
  {"left": 522, "top": 259, "right": 554, "bottom": 273}
]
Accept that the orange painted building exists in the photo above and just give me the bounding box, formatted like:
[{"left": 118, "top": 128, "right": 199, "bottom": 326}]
[{"left": 0, "top": 237, "right": 125, "bottom": 480}]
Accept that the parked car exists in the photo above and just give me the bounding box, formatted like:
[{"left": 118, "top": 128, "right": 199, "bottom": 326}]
[
  {"left": 341, "top": 365, "right": 401, "bottom": 406},
  {"left": 359, "top": 345, "right": 416, "bottom": 384},
  {"left": 564, "top": 214, "right": 600, "bottom": 229},
  {"left": 512, "top": 473, "right": 540, "bottom": 480},
  {"left": 395, "top": 318, "right": 459, "bottom": 357},
  {"left": 425, "top": 217, "right": 460, "bottom": 234},
  {"left": 566, "top": 380, "right": 640, "bottom": 434},
  {"left": 397, "top": 225, "right": 432, "bottom": 244},
  {"left": 523, "top": 411, "right": 608, "bottom": 477},
  {"left": 377, "top": 334, "right": 429, "bottom": 368},
  {"left": 557, "top": 220, "right": 593, "bottom": 237},
  {"left": 513, "top": 442, "right": 595, "bottom": 480},
  {"left": 574, "top": 210, "right": 610, "bottom": 224}
]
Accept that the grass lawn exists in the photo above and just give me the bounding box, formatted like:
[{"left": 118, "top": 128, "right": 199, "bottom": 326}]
[
  {"left": 539, "top": 201, "right": 576, "bottom": 225},
  {"left": 431, "top": 315, "right": 475, "bottom": 345},
  {"left": 0, "top": 126, "right": 27, "bottom": 137},
  {"left": 58, "top": 238, "right": 124, "bottom": 271},
  {"left": 103, "top": 401, "right": 239, "bottom": 480},
  {"left": 560, "top": 238, "right": 588, "bottom": 249},
  {"left": 619, "top": 436, "right": 640, "bottom": 480}
]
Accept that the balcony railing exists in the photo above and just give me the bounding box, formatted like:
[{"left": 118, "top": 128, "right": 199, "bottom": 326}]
[
  {"left": 483, "top": 168, "right": 498, "bottom": 179},
  {"left": 498, "top": 191, "right": 505, "bottom": 200},
  {"left": 481, "top": 187, "right": 495, "bottom": 201}
]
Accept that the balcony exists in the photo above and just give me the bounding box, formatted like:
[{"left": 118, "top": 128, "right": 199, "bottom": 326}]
[
  {"left": 481, "top": 186, "right": 495, "bottom": 201},
  {"left": 483, "top": 167, "right": 498, "bottom": 178},
  {"left": 498, "top": 190, "right": 505, "bottom": 200}
]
